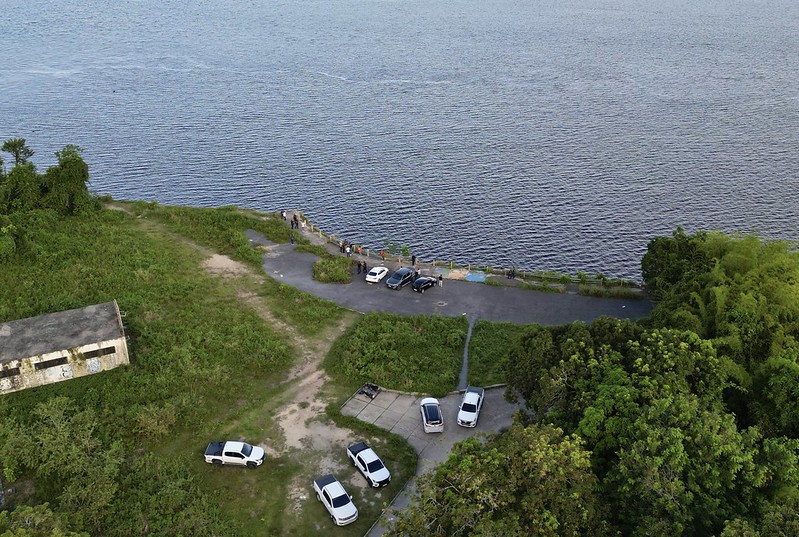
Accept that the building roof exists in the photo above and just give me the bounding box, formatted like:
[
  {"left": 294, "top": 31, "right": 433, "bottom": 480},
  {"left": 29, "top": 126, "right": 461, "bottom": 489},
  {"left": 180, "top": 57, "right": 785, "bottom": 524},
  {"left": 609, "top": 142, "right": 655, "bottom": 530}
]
[{"left": 0, "top": 301, "right": 125, "bottom": 364}]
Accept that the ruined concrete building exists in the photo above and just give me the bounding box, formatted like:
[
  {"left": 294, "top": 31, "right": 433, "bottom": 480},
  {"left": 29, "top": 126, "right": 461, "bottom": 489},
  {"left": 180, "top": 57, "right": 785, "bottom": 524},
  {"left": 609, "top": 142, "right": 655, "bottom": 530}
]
[{"left": 0, "top": 301, "right": 130, "bottom": 395}]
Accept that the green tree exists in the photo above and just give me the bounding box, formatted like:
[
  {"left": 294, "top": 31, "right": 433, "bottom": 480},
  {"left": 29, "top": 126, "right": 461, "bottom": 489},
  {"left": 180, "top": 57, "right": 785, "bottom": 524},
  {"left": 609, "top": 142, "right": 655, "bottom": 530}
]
[
  {"left": 641, "top": 227, "right": 709, "bottom": 300},
  {"left": 387, "top": 421, "right": 610, "bottom": 537},
  {"left": 42, "top": 145, "right": 92, "bottom": 215},
  {"left": 0, "top": 163, "right": 41, "bottom": 212},
  {"left": 0, "top": 503, "right": 88, "bottom": 537},
  {"left": 0, "top": 397, "right": 123, "bottom": 530},
  {"left": 1, "top": 138, "right": 34, "bottom": 166}
]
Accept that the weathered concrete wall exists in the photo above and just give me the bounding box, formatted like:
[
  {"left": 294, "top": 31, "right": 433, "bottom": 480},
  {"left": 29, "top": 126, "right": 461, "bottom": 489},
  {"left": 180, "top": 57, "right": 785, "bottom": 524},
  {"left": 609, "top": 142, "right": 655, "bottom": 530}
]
[{"left": 0, "top": 337, "right": 130, "bottom": 395}]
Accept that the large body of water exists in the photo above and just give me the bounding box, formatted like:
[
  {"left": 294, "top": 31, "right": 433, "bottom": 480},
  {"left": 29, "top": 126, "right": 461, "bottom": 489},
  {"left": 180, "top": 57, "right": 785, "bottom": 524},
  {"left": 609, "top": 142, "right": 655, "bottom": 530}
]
[{"left": 2, "top": 0, "right": 798, "bottom": 280}]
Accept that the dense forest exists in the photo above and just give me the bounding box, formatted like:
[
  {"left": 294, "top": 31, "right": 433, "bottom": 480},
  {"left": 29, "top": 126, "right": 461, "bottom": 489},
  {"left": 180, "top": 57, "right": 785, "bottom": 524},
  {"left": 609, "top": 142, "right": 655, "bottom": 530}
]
[{"left": 390, "top": 229, "right": 799, "bottom": 536}]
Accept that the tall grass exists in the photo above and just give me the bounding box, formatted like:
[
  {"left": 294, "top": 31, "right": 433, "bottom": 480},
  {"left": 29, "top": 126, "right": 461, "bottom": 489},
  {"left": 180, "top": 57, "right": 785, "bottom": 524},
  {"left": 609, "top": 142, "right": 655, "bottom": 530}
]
[
  {"left": 467, "top": 320, "right": 524, "bottom": 386},
  {"left": 324, "top": 313, "right": 468, "bottom": 396}
]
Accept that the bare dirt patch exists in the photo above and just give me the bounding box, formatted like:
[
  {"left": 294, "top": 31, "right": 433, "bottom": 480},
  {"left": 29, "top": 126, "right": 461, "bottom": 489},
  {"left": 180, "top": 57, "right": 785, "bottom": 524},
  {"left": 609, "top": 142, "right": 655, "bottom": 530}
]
[{"left": 202, "top": 254, "right": 256, "bottom": 279}]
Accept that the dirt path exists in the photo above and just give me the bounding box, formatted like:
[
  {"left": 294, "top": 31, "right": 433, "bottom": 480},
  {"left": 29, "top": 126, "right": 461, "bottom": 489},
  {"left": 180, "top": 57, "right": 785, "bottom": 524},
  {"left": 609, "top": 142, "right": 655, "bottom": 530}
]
[{"left": 116, "top": 205, "right": 361, "bottom": 519}]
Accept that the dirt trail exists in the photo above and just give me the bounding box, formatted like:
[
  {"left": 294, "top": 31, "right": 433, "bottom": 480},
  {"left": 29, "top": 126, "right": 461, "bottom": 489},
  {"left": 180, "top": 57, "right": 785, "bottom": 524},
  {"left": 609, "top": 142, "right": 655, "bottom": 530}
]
[{"left": 119, "top": 206, "right": 360, "bottom": 518}]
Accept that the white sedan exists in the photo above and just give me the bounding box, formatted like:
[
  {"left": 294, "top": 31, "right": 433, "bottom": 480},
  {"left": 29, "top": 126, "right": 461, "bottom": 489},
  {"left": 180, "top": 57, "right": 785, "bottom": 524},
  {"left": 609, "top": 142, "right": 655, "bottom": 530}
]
[{"left": 365, "top": 266, "right": 389, "bottom": 283}]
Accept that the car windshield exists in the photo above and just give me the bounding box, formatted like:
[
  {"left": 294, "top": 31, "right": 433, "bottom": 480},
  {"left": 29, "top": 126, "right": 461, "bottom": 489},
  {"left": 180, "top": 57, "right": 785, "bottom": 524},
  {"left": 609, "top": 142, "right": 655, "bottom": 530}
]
[
  {"left": 367, "top": 460, "right": 385, "bottom": 472},
  {"left": 241, "top": 443, "right": 252, "bottom": 457},
  {"left": 461, "top": 403, "right": 477, "bottom": 413},
  {"left": 332, "top": 494, "right": 350, "bottom": 508}
]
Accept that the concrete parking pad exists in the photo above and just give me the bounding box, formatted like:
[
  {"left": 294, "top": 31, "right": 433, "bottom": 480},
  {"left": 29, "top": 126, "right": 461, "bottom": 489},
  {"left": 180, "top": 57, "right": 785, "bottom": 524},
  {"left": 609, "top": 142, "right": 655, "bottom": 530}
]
[{"left": 342, "top": 386, "right": 523, "bottom": 536}]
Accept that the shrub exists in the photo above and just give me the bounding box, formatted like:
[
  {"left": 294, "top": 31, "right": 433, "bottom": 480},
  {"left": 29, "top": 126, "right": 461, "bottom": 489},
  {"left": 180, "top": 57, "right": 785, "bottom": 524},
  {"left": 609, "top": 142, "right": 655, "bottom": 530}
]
[{"left": 312, "top": 255, "right": 353, "bottom": 283}]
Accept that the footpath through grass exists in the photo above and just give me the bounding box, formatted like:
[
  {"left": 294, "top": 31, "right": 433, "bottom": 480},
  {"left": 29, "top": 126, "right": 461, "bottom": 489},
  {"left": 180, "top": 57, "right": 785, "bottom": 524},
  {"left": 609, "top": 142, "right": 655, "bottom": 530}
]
[{"left": 0, "top": 205, "right": 367, "bottom": 535}]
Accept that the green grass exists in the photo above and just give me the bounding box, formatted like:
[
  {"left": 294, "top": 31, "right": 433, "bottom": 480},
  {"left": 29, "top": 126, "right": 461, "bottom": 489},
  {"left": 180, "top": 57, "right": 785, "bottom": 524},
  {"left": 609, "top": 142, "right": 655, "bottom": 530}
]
[
  {"left": 312, "top": 255, "right": 354, "bottom": 283},
  {"left": 294, "top": 243, "right": 328, "bottom": 257},
  {"left": 519, "top": 281, "right": 565, "bottom": 293},
  {"left": 324, "top": 313, "right": 468, "bottom": 396},
  {"left": 467, "top": 320, "right": 524, "bottom": 386},
  {"left": 577, "top": 285, "right": 647, "bottom": 299},
  {"left": 257, "top": 278, "right": 345, "bottom": 338},
  {"left": 0, "top": 206, "right": 356, "bottom": 535},
  {"left": 123, "top": 201, "right": 294, "bottom": 267}
]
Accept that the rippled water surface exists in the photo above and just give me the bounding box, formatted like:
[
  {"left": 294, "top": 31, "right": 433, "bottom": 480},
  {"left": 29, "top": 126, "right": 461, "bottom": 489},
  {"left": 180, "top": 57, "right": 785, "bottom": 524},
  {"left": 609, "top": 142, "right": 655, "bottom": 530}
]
[{"left": 2, "top": 0, "right": 798, "bottom": 279}]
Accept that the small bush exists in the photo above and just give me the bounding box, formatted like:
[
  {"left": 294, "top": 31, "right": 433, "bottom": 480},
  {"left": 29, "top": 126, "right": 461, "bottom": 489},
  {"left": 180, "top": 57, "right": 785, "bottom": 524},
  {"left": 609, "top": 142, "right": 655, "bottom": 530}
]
[
  {"left": 519, "top": 282, "right": 564, "bottom": 293},
  {"left": 312, "top": 255, "right": 353, "bottom": 283},
  {"left": 578, "top": 285, "right": 645, "bottom": 299}
]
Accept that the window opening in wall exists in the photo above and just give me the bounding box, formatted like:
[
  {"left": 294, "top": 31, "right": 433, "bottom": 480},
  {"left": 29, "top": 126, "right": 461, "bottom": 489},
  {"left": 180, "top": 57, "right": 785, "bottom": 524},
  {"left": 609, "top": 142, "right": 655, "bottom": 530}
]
[
  {"left": 82, "top": 346, "right": 116, "bottom": 359},
  {"left": 34, "top": 357, "right": 68, "bottom": 370},
  {"left": 0, "top": 368, "right": 21, "bottom": 378}
]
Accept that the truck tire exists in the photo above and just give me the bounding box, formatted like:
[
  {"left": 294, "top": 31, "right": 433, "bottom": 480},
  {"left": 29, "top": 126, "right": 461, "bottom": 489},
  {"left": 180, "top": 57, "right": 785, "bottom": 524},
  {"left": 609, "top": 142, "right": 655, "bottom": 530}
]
[
  {"left": 212, "top": 459, "right": 222, "bottom": 466},
  {"left": 246, "top": 461, "right": 257, "bottom": 469}
]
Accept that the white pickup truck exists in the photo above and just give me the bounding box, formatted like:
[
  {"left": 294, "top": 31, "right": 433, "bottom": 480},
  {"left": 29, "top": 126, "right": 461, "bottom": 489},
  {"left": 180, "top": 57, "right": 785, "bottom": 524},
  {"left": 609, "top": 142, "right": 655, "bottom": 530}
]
[
  {"left": 313, "top": 474, "right": 358, "bottom": 526},
  {"left": 204, "top": 441, "right": 265, "bottom": 468},
  {"left": 346, "top": 442, "right": 391, "bottom": 487}
]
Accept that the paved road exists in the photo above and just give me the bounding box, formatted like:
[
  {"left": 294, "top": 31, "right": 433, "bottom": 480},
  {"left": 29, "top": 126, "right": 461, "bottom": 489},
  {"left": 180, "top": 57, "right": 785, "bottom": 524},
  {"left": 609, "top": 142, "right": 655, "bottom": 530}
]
[{"left": 260, "top": 242, "right": 653, "bottom": 325}]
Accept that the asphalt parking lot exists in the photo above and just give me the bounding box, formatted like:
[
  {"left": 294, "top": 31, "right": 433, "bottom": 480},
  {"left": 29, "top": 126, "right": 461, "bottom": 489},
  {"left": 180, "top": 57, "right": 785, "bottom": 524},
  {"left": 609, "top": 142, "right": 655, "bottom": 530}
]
[{"left": 257, "top": 241, "right": 653, "bottom": 326}]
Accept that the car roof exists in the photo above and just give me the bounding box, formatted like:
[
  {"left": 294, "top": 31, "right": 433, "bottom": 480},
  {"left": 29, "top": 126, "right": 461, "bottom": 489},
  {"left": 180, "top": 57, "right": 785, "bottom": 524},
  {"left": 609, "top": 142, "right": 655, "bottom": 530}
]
[
  {"left": 315, "top": 474, "right": 337, "bottom": 488},
  {"left": 326, "top": 480, "right": 346, "bottom": 497},
  {"left": 463, "top": 392, "right": 481, "bottom": 404}
]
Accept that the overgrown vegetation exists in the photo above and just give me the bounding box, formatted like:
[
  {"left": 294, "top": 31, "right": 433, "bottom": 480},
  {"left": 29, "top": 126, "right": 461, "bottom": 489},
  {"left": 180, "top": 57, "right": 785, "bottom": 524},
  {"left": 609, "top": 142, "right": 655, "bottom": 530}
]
[
  {"left": 324, "top": 313, "right": 468, "bottom": 396},
  {"left": 124, "top": 201, "right": 293, "bottom": 267},
  {"left": 0, "top": 144, "right": 364, "bottom": 535},
  {"left": 391, "top": 229, "right": 799, "bottom": 536},
  {"left": 466, "top": 320, "right": 520, "bottom": 386},
  {"left": 312, "top": 254, "right": 354, "bottom": 283}
]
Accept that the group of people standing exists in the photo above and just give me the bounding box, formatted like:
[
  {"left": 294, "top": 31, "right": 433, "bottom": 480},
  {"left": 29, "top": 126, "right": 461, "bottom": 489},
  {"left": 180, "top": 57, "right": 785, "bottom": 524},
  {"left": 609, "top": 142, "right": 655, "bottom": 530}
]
[
  {"left": 281, "top": 210, "right": 305, "bottom": 231},
  {"left": 356, "top": 260, "right": 369, "bottom": 274}
]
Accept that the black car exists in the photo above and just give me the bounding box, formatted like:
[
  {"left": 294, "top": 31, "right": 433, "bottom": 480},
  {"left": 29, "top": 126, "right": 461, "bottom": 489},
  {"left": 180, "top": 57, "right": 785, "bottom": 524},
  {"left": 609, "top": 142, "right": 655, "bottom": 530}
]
[
  {"left": 385, "top": 267, "right": 418, "bottom": 290},
  {"left": 412, "top": 276, "right": 436, "bottom": 293}
]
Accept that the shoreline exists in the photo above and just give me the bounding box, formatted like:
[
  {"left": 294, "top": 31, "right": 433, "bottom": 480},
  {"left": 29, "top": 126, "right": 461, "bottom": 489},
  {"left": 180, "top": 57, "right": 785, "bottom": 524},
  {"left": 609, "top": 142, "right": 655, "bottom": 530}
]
[{"left": 287, "top": 210, "right": 646, "bottom": 297}]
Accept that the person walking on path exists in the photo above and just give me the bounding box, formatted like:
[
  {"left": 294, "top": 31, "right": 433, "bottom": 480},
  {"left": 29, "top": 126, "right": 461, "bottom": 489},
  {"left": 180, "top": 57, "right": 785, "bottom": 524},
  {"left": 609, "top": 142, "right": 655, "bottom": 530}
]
[
  {"left": 346, "top": 245, "right": 351, "bottom": 257},
  {"left": 281, "top": 210, "right": 287, "bottom": 221},
  {"left": 363, "top": 260, "right": 368, "bottom": 273},
  {"left": 438, "top": 274, "right": 443, "bottom": 287},
  {"left": 357, "top": 261, "right": 362, "bottom": 274},
  {"left": 411, "top": 255, "right": 416, "bottom": 267},
  {"left": 380, "top": 250, "right": 386, "bottom": 262},
  {"left": 289, "top": 232, "right": 295, "bottom": 245}
]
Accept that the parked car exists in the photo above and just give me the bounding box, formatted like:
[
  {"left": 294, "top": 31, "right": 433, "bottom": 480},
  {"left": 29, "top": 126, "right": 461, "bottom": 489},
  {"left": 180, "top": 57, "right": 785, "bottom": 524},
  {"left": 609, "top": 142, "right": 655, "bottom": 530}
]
[
  {"left": 313, "top": 474, "right": 358, "bottom": 526},
  {"left": 204, "top": 441, "right": 265, "bottom": 468},
  {"left": 420, "top": 397, "right": 444, "bottom": 433},
  {"left": 346, "top": 442, "right": 391, "bottom": 487},
  {"left": 457, "top": 386, "right": 485, "bottom": 427},
  {"left": 386, "top": 267, "right": 418, "bottom": 290},
  {"left": 365, "top": 266, "right": 389, "bottom": 283},
  {"left": 412, "top": 276, "right": 437, "bottom": 293}
]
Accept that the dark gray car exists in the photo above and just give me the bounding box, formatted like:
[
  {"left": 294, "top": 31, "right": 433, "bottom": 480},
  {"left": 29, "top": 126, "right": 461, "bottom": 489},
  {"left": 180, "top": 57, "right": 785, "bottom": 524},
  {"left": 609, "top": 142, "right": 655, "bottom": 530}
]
[{"left": 385, "top": 267, "right": 418, "bottom": 290}]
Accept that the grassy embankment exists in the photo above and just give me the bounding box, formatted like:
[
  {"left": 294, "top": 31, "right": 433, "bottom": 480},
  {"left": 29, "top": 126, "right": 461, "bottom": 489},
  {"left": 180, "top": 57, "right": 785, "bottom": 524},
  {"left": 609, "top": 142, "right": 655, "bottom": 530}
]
[{"left": 0, "top": 204, "right": 415, "bottom": 536}]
